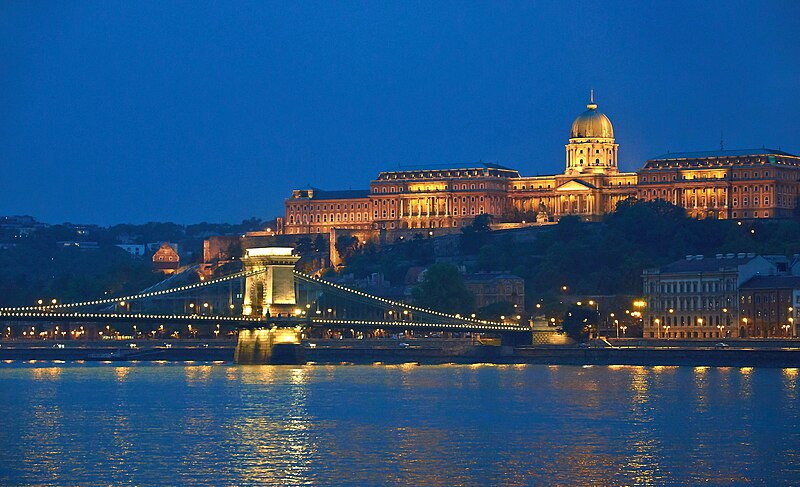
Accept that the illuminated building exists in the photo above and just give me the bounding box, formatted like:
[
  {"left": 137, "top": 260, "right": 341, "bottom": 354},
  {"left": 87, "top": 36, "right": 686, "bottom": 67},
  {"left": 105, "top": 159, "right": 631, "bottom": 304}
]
[
  {"left": 283, "top": 94, "right": 799, "bottom": 236},
  {"left": 638, "top": 149, "right": 800, "bottom": 219},
  {"left": 152, "top": 242, "right": 180, "bottom": 274},
  {"left": 642, "top": 253, "right": 794, "bottom": 339}
]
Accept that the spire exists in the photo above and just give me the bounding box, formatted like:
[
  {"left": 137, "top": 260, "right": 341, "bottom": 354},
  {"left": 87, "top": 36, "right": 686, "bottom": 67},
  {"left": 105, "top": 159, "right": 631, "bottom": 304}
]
[{"left": 587, "top": 89, "right": 597, "bottom": 110}]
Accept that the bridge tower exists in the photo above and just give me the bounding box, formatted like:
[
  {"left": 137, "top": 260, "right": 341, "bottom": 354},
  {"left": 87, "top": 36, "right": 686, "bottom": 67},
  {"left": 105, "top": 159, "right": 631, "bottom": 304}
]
[
  {"left": 241, "top": 247, "right": 301, "bottom": 317},
  {"left": 237, "top": 247, "right": 304, "bottom": 364}
]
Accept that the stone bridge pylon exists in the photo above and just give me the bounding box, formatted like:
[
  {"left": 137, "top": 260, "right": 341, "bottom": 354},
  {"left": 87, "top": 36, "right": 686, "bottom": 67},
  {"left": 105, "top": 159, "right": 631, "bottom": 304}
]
[
  {"left": 241, "top": 247, "right": 301, "bottom": 317},
  {"left": 237, "top": 247, "right": 304, "bottom": 365}
]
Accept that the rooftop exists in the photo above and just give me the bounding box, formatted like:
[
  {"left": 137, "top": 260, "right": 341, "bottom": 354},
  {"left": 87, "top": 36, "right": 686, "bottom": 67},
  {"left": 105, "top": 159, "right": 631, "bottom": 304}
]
[
  {"left": 658, "top": 253, "right": 765, "bottom": 274},
  {"left": 649, "top": 148, "right": 797, "bottom": 161},
  {"left": 739, "top": 276, "right": 800, "bottom": 290},
  {"left": 392, "top": 162, "right": 515, "bottom": 171},
  {"left": 291, "top": 188, "right": 370, "bottom": 200}
]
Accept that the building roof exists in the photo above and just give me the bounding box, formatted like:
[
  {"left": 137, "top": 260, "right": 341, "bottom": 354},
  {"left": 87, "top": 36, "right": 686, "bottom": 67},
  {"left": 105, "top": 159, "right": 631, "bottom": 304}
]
[
  {"left": 464, "top": 272, "right": 524, "bottom": 282},
  {"left": 739, "top": 276, "right": 800, "bottom": 290},
  {"left": 291, "top": 188, "right": 370, "bottom": 200},
  {"left": 658, "top": 254, "right": 761, "bottom": 274},
  {"left": 310, "top": 189, "right": 370, "bottom": 200},
  {"left": 648, "top": 148, "right": 797, "bottom": 161},
  {"left": 393, "top": 162, "right": 515, "bottom": 171}
]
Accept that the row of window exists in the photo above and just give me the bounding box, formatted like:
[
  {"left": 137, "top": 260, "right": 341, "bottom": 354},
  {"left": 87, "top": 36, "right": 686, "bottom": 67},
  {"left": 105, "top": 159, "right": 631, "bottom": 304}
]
[
  {"left": 650, "top": 279, "right": 735, "bottom": 295},
  {"left": 373, "top": 182, "right": 492, "bottom": 193},
  {"left": 641, "top": 170, "right": 777, "bottom": 182}
]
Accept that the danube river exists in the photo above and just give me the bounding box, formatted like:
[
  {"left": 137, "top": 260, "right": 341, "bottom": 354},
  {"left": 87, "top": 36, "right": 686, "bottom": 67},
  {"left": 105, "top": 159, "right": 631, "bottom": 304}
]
[{"left": 1, "top": 362, "right": 798, "bottom": 486}]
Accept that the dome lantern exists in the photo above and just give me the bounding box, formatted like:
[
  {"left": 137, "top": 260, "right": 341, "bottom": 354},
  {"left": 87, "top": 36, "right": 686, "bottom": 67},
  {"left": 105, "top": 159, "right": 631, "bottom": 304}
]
[{"left": 570, "top": 91, "right": 614, "bottom": 139}]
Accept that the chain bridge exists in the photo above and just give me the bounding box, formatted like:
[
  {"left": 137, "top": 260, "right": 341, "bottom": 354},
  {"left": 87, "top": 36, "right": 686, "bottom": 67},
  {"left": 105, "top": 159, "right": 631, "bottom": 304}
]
[{"left": 0, "top": 247, "right": 532, "bottom": 363}]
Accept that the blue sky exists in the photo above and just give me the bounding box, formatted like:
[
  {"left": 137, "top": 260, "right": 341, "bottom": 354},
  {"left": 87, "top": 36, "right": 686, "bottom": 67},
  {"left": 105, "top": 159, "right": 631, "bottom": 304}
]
[{"left": 2, "top": 1, "right": 798, "bottom": 225}]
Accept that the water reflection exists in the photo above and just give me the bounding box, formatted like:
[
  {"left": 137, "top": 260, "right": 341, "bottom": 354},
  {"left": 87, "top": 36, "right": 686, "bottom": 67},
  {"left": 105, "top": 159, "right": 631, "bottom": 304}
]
[{"left": 1, "top": 364, "right": 799, "bottom": 486}]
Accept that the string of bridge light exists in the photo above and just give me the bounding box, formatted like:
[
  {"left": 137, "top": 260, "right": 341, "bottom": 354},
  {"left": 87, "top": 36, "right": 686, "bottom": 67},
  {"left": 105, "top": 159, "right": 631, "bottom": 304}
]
[
  {"left": 311, "top": 319, "right": 529, "bottom": 332},
  {"left": 0, "top": 268, "right": 265, "bottom": 312},
  {"left": 0, "top": 311, "right": 260, "bottom": 322},
  {"left": 294, "top": 271, "right": 520, "bottom": 329}
]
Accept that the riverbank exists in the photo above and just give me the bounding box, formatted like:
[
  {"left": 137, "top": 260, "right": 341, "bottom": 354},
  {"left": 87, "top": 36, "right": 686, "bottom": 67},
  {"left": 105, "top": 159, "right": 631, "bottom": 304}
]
[{"left": 3, "top": 339, "right": 800, "bottom": 367}]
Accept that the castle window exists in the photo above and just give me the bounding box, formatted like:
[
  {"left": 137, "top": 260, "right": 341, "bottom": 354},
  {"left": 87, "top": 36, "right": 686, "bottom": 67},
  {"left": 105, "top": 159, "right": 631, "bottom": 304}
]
[
  {"left": 579, "top": 159, "right": 584, "bottom": 165},
  {"left": 595, "top": 159, "right": 600, "bottom": 164}
]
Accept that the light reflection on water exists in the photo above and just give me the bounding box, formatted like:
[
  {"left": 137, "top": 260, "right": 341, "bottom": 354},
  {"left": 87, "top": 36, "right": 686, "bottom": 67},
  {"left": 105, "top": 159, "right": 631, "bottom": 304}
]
[{"left": 0, "top": 363, "right": 798, "bottom": 486}]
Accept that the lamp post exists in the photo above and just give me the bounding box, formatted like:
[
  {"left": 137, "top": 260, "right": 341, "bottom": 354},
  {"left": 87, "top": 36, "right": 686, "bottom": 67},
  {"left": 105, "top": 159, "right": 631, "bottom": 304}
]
[
  {"left": 610, "top": 313, "right": 617, "bottom": 338},
  {"left": 620, "top": 324, "right": 627, "bottom": 337},
  {"left": 654, "top": 318, "right": 661, "bottom": 338}
]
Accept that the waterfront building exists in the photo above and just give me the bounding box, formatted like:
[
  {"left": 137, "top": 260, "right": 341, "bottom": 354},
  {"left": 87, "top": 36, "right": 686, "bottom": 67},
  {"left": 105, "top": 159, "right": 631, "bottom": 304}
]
[
  {"left": 641, "top": 253, "right": 792, "bottom": 339},
  {"left": 738, "top": 272, "right": 800, "bottom": 338},
  {"left": 282, "top": 94, "right": 799, "bottom": 237}
]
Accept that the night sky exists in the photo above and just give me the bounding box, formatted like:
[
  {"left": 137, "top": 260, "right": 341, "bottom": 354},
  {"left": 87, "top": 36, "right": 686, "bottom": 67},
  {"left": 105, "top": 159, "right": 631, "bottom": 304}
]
[{"left": 2, "top": 1, "right": 798, "bottom": 225}]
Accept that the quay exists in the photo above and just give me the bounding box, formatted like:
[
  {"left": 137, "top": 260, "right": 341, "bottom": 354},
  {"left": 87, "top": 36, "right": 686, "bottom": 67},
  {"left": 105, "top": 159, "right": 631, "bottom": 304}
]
[{"left": 3, "top": 338, "right": 800, "bottom": 367}]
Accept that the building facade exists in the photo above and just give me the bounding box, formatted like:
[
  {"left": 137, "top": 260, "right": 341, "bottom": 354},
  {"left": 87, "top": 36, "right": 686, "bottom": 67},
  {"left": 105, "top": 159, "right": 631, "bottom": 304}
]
[
  {"left": 637, "top": 150, "right": 800, "bottom": 220},
  {"left": 739, "top": 274, "right": 800, "bottom": 338},
  {"left": 152, "top": 242, "right": 180, "bottom": 274},
  {"left": 464, "top": 273, "right": 525, "bottom": 311},
  {"left": 283, "top": 96, "right": 800, "bottom": 236},
  {"left": 641, "top": 253, "right": 795, "bottom": 339}
]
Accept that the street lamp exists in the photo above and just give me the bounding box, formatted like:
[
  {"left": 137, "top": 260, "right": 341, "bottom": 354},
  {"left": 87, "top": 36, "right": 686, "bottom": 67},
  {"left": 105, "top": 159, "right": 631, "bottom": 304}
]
[{"left": 654, "top": 318, "right": 661, "bottom": 337}]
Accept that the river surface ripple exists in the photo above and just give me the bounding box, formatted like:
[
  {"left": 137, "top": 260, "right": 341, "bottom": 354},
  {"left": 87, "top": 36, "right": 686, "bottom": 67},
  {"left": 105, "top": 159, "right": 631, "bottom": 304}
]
[{"left": 0, "top": 362, "right": 798, "bottom": 486}]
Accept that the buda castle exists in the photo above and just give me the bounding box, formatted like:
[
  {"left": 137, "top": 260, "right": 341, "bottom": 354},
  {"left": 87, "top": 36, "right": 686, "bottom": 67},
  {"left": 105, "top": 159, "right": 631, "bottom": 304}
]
[{"left": 282, "top": 95, "right": 800, "bottom": 235}]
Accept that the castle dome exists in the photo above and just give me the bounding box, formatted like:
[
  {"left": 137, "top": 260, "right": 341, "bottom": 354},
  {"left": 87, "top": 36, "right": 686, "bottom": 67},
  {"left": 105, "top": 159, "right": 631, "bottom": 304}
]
[{"left": 570, "top": 94, "right": 614, "bottom": 139}]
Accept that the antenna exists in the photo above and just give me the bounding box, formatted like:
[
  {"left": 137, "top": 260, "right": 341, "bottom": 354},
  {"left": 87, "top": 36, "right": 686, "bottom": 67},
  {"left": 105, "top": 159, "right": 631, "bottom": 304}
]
[
  {"left": 590, "top": 88, "right": 594, "bottom": 104},
  {"left": 720, "top": 130, "right": 724, "bottom": 151}
]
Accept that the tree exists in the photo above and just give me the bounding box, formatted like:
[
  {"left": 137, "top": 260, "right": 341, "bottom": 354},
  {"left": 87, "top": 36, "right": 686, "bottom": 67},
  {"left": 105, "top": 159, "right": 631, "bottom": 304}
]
[
  {"left": 313, "top": 234, "right": 326, "bottom": 253},
  {"left": 560, "top": 306, "right": 599, "bottom": 342},
  {"left": 335, "top": 236, "right": 360, "bottom": 264},
  {"left": 411, "top": 263, "right": 475, "bottom": 314},
  {"left": 295, "top": 236, "right": 313, "bottom": 256},
  {"left": 476, "top": 301, "right": 516, "bottom": 321},
  {"left": 460, "top": 214, "right": 493, "bottom": 253}
]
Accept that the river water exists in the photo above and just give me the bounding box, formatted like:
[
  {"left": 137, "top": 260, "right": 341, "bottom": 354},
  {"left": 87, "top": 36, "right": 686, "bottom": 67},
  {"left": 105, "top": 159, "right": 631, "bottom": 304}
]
[{"left": 1, "top": 362, "right": 798, "bottom": 486}]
